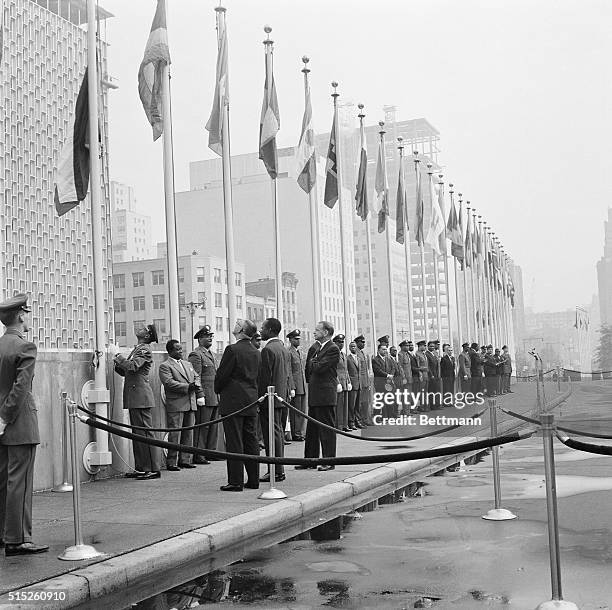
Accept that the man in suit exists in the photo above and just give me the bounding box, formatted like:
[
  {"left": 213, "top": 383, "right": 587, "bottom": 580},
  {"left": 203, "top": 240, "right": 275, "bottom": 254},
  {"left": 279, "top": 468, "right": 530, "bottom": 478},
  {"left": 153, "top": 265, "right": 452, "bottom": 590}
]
[
  {"left": 346, "top": 341, "right": 361, "bottom": 429},
  {"left": 388, "top": 346, "right": 405, "bottom": 394},
  {"left": 354, "top": 335, "right": 371, "bottom": 426},
  {"left": 159, "top": 340, "right": 205, "bottom": 471},
  {"left": 440, "top": 344, "right": 456, "bottom": 405},
  {"left": 501, "top": 345, "right": 513, "bottom": 393},
  {"left": 426, "top": 340, "right": 442, "bottom": 409},
  {"left": 397, "top": 340, "right": 413, "bottom": 397},
  {"left": 470, "top": 342, "right": 484, "bottom": 395},
  {"left": 258, "top": 318, "right": 291, "bottom": 483},
  {"left": 287, "top": 329, "right": 307, "bottom": 441},
  {"left": 415, "top": 340, "right": 430, "bottom": 411},
  {"left": 458, "top": 342, "right": 472, "bottom": 393},
  {"left": 483, "top": 345, "right": 502, "bottom": 396},
  {"left": 214, "top": 319, "right": 262, "bottom": 491},
  {"left": 333, "top": 335, "right": 351, "bottom": 432},
  {"left": 296, "top": 321, "right": 340, "bottom": 471},
  {"left": 372, "top": 344, "right": 395, "bottom": 418},
  {"left": 0, "top": 294, "right": 48, "bottom": 556},
  {"left": 188, "top": 325, "right": 218, "bottom": 464}
]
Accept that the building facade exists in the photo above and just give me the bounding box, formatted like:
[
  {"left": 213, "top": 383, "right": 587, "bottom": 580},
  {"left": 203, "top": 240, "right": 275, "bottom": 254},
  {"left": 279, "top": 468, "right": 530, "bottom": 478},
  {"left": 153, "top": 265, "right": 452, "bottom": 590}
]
[
  {"left": 245, "top": 272, "right": 298, "bottom": 330},
  {"left": 597, "top": 208, "right": 612, "bottom": 327},
  {"left": 0, "top": 0, "right": 113, "bottom": 348}
]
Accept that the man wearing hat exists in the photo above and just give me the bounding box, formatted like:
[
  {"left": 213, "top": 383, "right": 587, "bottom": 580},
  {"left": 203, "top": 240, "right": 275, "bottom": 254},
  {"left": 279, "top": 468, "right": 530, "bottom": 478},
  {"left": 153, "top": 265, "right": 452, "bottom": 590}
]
[
  {"left": 188, "top": 325, "right": 218, "bottom": 463},
  {"left": 354, "top": 335, "right": 372, "bottom": 426},
  {"left": 426, "top": 341, "right": 442, "bottom": 409},
  {"left": 458, "top": 343, "right": 472, "bottom": 393},
  {"left": 469, "top": 342, "right": 484, "bottom": 394},
  {"left": 287, "top": 329, "right": 307, "bottom": 441},
  {"left": 414, "top": 340, "right": 430, "bottom": 411},
  {"left": 333, "top": 335, "right": 351, "bottom": 431},
  {"left": 377, "top": 335, "right": 390, "bottom": 347},
  {"left": 0, "top": 294, "right": 48, "bottom": 555}
]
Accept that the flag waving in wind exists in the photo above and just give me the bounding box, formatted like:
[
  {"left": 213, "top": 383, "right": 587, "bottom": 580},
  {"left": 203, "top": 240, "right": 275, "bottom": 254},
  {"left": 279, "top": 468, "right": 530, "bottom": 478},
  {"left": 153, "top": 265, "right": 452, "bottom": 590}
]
[
  {"left": 205, "top": 10, "right": 229, "bottom": 156},
  {"left": 464, "top": 208, "right": 473, "bottom": 268},
  {"left": 355, "top": 117, "right": 368, "bottom": 221},
  {"left": 259, "top": 40, "right": 280, "bottom": 179},
  {"left": 415, "top": 166, "right": 425, "bottom": 247},
  {"left": 447, "top": 196, "right": 463, "bottom": 263},
  {"left": 138, "top": 0, "right": 170, "bottom": 142},
  {"left": 295, "top": 70, "right": 316, "bottom": 193},
  {"left": 324, "top": 114, "right": 338, "bottom": 208},
  {"left": 425, "top": 174, "right": 445, "bottom": 255},
  {"left": 395, "top": 160, "right": 406, "bottom": 244},
  {"left": 375, "top": 138, "right": 389, "bottom": 233}
]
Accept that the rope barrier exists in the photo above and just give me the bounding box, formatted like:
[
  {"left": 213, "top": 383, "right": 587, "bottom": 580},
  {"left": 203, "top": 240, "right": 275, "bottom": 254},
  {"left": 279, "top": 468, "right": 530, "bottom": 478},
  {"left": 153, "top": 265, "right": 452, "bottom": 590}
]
[
  {"left": 561, "top": 368, "right": 612, "bottom": 376},
  {"left": 78, "top": 414, "right": 534, "bottom": 466},
  {"left": 555, "top": 431, "right": 612, "bottom": 456},
  {"left": 499, "top": 408, "right": 541, "bottom": 426},
  {"left": 275, "top": 394, "right": 487, "bottom": 443},
  {"left": 76, "top": 396, "right": 265, "bottom": 433},
  {"left": 555, "top": 424, "right": 612, "bottom": 440},
  {"left": 516, "top": 369, "right": 557, "bottom": 379}
]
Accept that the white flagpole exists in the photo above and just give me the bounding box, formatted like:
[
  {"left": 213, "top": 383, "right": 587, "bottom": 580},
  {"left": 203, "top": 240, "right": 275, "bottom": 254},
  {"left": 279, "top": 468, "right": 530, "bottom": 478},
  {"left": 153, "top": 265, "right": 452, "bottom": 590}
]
[
  {"left": 438, "top": 174, "right": 452, "bottom": 346},
  {"left": 427, "top": 165, "right": 442, "bottom": 339},
  {"left": 86, "top": 0, "right": 111, "bottom": 466},
  {"left": 398, "top": 138, "right": 415, "bottom": 340},
  {"left": 485, "top": 225, "right": 497, "bottom": 346},
  {"left": 472, "top": 209, "right": 483, "bottom": 344},
  {"left": 415, "top": 152, "right": 428, "bottom": 342},
  {"left": 302, "top": 57, "right": 322, "bottom": 322},
  {"left": 479, "top": 217, "right": 490, "bottom": 344},
  {"left": 458, "top": 193, "right": 471, "bottom": 340},
  {"left": 466, "top": 202, "right": 478, "bottom": 343},
  {"left": 449, "top": 184, "right": 462, "bottom": 348}
]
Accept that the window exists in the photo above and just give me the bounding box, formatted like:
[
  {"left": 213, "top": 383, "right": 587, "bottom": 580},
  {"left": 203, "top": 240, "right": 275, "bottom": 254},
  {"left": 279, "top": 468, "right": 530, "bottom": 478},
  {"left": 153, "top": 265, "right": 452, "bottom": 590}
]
[
  {"left": 196, "top": 267, "right": 205, "bottom": 283},
  {"left": 115, "top": 321, "right": 126, "bottom": 336},
  {"left": 180, "top": 317, "right": 186, "bottom": 332},
  {"left": 216, "top": 341, "right": 224, "bottom": 354},
  {"left": 133, "top": 296, "right": 146, "bottom": 311},
  {"left": 113, "top": 298, "right": 126, "bottom": 313},
  {"left": 235, "top": 272, "right": 242, "bottom": 287},
  {"left": 215, "top": 317, "right": 223, "bottom": 331},
  {"left": 224, "top": 270, "right": 228, "bottom": 284},
  {"left": 152, "top": 270, "right": 164, "bottom": 285},
  {"left": 214, "top": 292, "right": 222, "bottom": 307},
  {"left": 152, "top": 294, "right": 165, "bottom": 310},
  {"left": 153, "top": 318, "right": 167, "bottom": 334},
  {"left": 178, "top": 268, "right": 185, "bottom": 283},
  {"left": 214, "top": 268, "right": 222, "bottom": 284},
  {"left": 197, "top": 292, "right": 206, "bottom": 303},
  {"left": 236, "top": 295, "right": 243, "bottom": 309},
  {"left": 132, "top": 272, "right": 144, "bottom": 287},
  {"left": 113, "top": 274, "right": 125, "bottom": 289},
  {"left": 179, "top": 292, "right": 185, "bottom": 306}
]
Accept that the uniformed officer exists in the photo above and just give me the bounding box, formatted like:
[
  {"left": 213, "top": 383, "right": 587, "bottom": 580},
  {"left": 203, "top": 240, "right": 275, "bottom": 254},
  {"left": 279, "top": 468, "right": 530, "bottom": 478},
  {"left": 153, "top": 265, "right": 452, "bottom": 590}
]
[
  {"left": 286, "top": 329, "right": 307, "bottom": 441},
  {"left": 377, "top": 335, "right": 390, "bottom": 347},
  {"left": 354, "top": 335, "right": 372, "bottom": 426},
  {"left": 333, "top": 335, "right": 351, "bottom": 431},
  {"left": 415, "top": 340, "right": 430, "bottom": 411},
  {"left": 458, "top": 342, "right": 472, "bottom": 393},
  {"left": 0, "top": 294, "right": 49, "bottom": 555}
]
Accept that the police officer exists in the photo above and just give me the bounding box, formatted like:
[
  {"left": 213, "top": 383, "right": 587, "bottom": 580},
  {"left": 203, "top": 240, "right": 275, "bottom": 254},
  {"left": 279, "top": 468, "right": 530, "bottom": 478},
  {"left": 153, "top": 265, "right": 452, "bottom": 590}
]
[
  {"left": 0, "top": 294, "right": 49, "bottom": 555},
  {"left": 286, "top": 329, "right": 307, "bottom": 441}
]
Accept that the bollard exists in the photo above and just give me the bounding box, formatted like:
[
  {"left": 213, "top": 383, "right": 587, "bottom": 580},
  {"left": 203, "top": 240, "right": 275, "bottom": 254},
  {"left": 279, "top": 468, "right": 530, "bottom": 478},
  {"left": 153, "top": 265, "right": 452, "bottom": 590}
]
[
  {"left": 535, "top": 414, "right": 578, "bottom": 610},
  {"left": 259, "top": 386, "right": 287, "bottom": 500},
  {"left": 58, "top": 400, "right": 104, "bottom": 561},
  {"left": 482, "top": 397, "right": 516, "bottom": 521},
  {"left": 52, "top": 392, "right": 73, "bottom": 493}
]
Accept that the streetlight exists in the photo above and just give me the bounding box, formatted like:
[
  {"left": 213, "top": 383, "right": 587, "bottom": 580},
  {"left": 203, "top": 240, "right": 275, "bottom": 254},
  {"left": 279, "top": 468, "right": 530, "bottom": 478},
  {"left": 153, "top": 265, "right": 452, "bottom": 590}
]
[{"left": 183, "top": 298, "right": 207, "bottom": 349}]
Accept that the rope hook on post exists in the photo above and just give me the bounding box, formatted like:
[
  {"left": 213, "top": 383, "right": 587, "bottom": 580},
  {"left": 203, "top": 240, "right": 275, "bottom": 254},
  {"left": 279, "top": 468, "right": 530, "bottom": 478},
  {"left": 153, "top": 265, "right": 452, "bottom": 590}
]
[{"left": 259, "top": 386, "right": 287, "bottom": 500}]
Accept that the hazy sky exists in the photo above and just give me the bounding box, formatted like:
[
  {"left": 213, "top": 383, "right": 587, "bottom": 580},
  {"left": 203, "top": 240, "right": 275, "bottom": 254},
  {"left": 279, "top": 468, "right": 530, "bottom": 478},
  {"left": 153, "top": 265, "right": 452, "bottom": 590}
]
[{"left": 101, "top": 0, "right": 612, "bottom": 313}]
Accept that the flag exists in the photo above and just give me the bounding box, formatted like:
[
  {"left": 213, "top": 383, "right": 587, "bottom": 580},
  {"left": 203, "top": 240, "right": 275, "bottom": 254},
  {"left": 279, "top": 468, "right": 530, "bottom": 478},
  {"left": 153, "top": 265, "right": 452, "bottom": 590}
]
[
  {"left": 425, "top": 174, "right": 445, "bottom": 254},
  {"left": 437, "top": 181, "right": 447, "bottom": 255},
  {"left": 295, "top": 73, "right": 316, "bottom": 193},
  {"left": 54, "top": 70, "right": 89, "bottom": 217},
  {"left": 138, "top": 0, "right": 170, "bottom": 142},
  {"left": 447, "top": 196, "right": 463, "bottom": 262},
  {"left": 323, "top": 114, "right": 338, "bottom": 208},
  {"left": 415, "top": 166, "right": 425, "bottom": 247},
  {"left": 473, "top": 219, "right": 481, "bottom": 275},
  {"left": 205, "top": 11, "right": 229, "bottom": 156},
  {"left": 259, "top": 44, "right": 280, "bottom": 179},
  {"left": 375, "top": 138, "right": 389, "bottom": 233},
  {"left": 464, "top": 208, "right": 473, "bottom": 268},
  {"left": 395, "top": 160, "right": 406, "bottom": 244},
  {"left": 355, "top": 120, "right": 368, "bottom": 221}
]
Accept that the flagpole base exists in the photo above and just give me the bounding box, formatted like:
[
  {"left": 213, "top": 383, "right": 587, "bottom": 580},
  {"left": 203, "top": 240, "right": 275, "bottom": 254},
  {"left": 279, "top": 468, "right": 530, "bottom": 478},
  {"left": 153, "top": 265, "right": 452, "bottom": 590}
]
[
  {"left": 258, "top": 487, "right": 287, "bottom": 500},
  {"left": 535, "top": 601, "right": 579, "bottom": 610},
  {"left": 58, "top": 544, "right": 105, "bottom": 561},
  {"left": 482, "top": 508, "right": 517, "bottom": 521}
]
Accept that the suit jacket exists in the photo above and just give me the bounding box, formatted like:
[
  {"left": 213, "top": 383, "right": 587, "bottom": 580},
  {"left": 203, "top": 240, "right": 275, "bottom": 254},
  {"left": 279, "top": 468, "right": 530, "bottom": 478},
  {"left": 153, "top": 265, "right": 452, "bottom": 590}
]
[
  {"left": 502, "top": 353, "right": 512, "bottom": 374},
  {"left": 258, "top": 338, "right": 292, "bottom": 401},
  {"left": 356, "top": 348, "right": 371, "bottom": 389},
  {"left": 415, "top": 351, "right": 429, "bottom": 382},
  {"left": 470, "top": 349, "right": 484, "bottom": 377},
  {"left": 372, "top": 354, "right": 391, "bottom": 379},
  {"left": 114, "top": 343, "right": 156, "bottom": 410},
  {"left": 458, "top": 351, "right": 472, "bottom": 379},
  {"left": 159, "top": 358, "right": 203, "bottom": 413},
  {"left": 483, "top": 354, "right": 500, "bottom": 377},
  {"left": 0, "top": 328, "right": 39, "bottom": 446},
  {"left": 336, "top": 352, "right": 350, "bottom": 390},
  {"left": 305, "top": 340, "right": 340, "bottom": 407},
  {"left": 288, "top": 345, "right": 306, "bottom": 394},
  {"left": 214, "top": 338, "right": 262, "bottom": 416},
  {"left": 426, "top": 350, "right": 441, "bottom": 380},
  {"left": 188, "top": 346, "right": 218, "bottom": 407},
  {"left": 409, "top": 352, "right": 420, "bottom": 379},
  {"left": 347, "top": 352, "right": 360, "bottom": 389},
  {"left": 397, "top": 351, "right": 413, "bottom": 384},
  {"left": 440, "top": 354, "right": 456, "bottom": 379}
]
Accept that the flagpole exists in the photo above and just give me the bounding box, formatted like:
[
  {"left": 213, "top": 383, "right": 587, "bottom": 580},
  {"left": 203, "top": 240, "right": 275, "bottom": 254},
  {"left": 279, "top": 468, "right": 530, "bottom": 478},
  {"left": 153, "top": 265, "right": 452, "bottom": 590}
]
[
  {"left": 415, "top": 152, "right": 428, "bottom": 342},
  {"left": 427, "top": 165, "right": 442, "bottom": 340},
  {"left": 216, "top": 6, "right": 237, "bottom": 343},
  {"left": 332, "top": 82, "right": 352, "bottom": 339},
  {"left": 302, "top": 57, "right": 322, "bottom": 322},
  {"left": 470, "top": 208, "right": 481, "bottom": 344},
  {"left": 478, "top": 216, "right": 489, "bottom": 344},
  {"left": 466, "top": 202, "right": 477, "bottom": 343},
  {"left": 358, "top": 105, "right": 376, "bottom": 349},
  {"left": 86, "top": 0, "right": 111, "bottom": 466},
  {"left": 449, "top": 184, "right": 462, "bottom": 348},
  {"left": 398, "top": 138, "right": 415, "bottom": 340},
  {"left": 438, "top": 174, "right": 452, "bottom": 347},
  {"left": 485, "top": 225, "right": 496, "bottom": 346},
  {"left": 380, "top": 123, "right": 397, "bottom": 346},
  {"left": 459, "top": 193, "right": 471, "bottom": 340},
  {"left": 494, "top": 235, "right": 502, "bottom": 345}
]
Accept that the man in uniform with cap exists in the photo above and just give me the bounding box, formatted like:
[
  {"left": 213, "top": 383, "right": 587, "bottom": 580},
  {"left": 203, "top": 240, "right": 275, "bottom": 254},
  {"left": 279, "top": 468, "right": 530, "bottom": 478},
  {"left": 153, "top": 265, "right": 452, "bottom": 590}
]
[
  {"left": 415, "top": 340, "right": 430, "bottom": 411},
  {"left": 470, "top": 342, "right": 484, "bottom": 394},
  {"left": 287, "top": 329, "right": 307, "bottom": 441},
  {"left": 426, "top": 340, "right": 442, "bottom": 409},
  {"left": 188, "top": 325, "right": 218, "bottom": 463},
  {"left": 397, "top": 341, "right": 413, "bottom": 405},
  {"left": 354, "top": 335, "right": 372, "bottom": 426},
  {"left": 458, "top": 343, "right": 472, "bottom": 393},
  {"left": 0, "top": 294, "right": 49, "bottom": 555},
  {"left": 346, "top": 341, "right": 362, "bottom": 429},
  {"left": 333, "top": 335, "right": 351, "bottom": 431}
]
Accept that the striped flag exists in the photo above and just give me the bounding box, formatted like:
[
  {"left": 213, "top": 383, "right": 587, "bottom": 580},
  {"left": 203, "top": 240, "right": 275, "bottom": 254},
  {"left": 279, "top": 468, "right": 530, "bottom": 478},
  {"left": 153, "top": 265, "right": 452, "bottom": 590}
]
[
  {"left": 425, "top": 174, "right": 445, "bottom": 255},
  {"left": 415, "top": 166, "right": 425, "bottom": 247},
  {"left": 259, "top": 44, "right": 280, "bottom": 179},
  {"left": 447, "top": 196, "right": 463, "bottom": 263},
  {"left": 395, "top": 160, "right": 406, "bottom": 244},
  {"left": 54, "top": 70, "right": 89, "bottom": 217},
  {"left": 355, "top": 120, "right": 368, "bottom": 221},
  {"left": 323, "top": 114, "right": 338, "bottom": 208},
  {"left": 205, "top": 10, "right": 229, "bottom": 156},
  {"left": 375, "top": 138, "right": 389, "bottom": 233},
  {"left": 138, "top": 0, "right": 170, "bottom": 142},
  {"left": 295, "top": 73, "right": 316, "bottom": 193}
]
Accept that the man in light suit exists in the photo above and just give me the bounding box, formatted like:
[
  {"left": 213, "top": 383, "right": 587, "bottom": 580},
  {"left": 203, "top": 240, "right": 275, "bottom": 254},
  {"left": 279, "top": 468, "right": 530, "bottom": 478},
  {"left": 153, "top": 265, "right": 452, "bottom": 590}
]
[
  {"left": 0, "top": 294, "right": 48, "bottom": 556},
  {"left": 159, "top": 340, "right": 205, "bottom": 471},
  {"left": 188, "top": 325, "right": 218, "bottom": 464},
  {"left": 458, "top": 342, "right": 472, "bottom": 393},
  {"left": 287, "top": 329, "right": 307, "bottom": 441},
  {"left": 354, "top": 335, "right": 372, "bottom": 426},
  {"left": 333, "top": 335, "right": 351, "bottom": 431},
  {"left": 346, "top": 341, "right": 362, "bottom": 430}
]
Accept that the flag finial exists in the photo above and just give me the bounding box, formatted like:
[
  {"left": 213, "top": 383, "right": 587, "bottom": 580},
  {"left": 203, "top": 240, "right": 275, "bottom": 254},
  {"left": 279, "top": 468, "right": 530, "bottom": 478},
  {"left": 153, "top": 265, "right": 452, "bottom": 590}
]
[
  {"left": 449, "top": 183, "right": 454, "bottom": 191},
  {"left": 427, "top": 162, "right": 433, "bottom": 174},
  {"left": 264, "top": 25, "right": 272, "bottom": 35},
  {"left": 214, "top": 5, "right": 226, "bottom": 13},
  {"left": 438, "top": 173, "right": 443, "bottom": 182},
  {"left": 358, "top": 103, "right": 365, "bottom": 119}
]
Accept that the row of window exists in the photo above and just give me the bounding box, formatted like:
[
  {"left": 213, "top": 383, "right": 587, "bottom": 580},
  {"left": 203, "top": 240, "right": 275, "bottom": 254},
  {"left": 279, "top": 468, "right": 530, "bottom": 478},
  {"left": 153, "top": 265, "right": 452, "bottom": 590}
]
[
  {"left": 113, "top": 294, "right": 243, "bottom": 313},
  {"left": 113, "top": 269, "right": 243, "bottom": 289}
]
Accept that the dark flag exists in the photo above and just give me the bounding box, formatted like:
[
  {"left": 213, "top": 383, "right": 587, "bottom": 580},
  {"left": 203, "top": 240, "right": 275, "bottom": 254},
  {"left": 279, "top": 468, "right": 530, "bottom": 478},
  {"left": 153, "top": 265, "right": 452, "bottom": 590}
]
[
  {"left": 375, "top": 137, "right": 389, "bottom": 233},
  {"left": 355, "top": 120, "right": 368, "bottom": 220},
  {"left": 395, "top": 160, "right": 406, "bottom": 244},
  {"left": 323, "top": 114, "right": 338, "bottom": 208},
  {"left": 259, "top": 41, "right": 280, "bottom": 179},
  {"left": 415, "top": 166, "right": 424, "bottom": 246}
]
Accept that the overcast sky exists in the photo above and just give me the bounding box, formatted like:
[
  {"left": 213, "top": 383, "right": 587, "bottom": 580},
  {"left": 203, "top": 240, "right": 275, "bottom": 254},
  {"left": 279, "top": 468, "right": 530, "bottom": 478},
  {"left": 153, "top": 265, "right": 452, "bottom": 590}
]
[{"left": 101, "top": 0, "right": 612, "bottom": 313}]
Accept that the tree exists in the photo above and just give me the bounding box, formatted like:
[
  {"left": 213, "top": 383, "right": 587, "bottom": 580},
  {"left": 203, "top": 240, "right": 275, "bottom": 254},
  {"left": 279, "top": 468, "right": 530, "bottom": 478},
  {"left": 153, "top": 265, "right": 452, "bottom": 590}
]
[{"left": 595, "top": 325, "right": 612, "bottom": 372}]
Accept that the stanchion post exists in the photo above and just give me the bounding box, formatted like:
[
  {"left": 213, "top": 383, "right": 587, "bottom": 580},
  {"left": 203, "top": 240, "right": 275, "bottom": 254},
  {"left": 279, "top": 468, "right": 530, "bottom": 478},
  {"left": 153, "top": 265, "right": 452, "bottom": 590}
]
[
  {"left": 535, "top": 414, "right": 578, "bottom": 610},
  {"left": 557, "top": 366, "right": 561, "bottom": 393},
  {"left": 259, "top": 386, "right": 287, "bottom": 500},
  {"left": 58, "top": 400, "right": 104, "bottom": 561},
  {"left": 53, "top": 392, "right": 73, "bottom": 493},
  {"left": 482, "top": 397, "right": 517, "bottom": 521}
]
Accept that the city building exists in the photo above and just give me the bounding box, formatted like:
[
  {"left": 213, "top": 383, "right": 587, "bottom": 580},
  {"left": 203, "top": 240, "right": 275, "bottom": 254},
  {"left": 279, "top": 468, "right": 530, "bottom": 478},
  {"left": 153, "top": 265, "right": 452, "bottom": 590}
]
[
  {"left": 112, "top": 252, "right": 246, "bottom": 355},
  {"left": 110, "top": 180, "right": 153, "bottom": 263},
  {"left": 597, "top": 208, "right": 612, "bottom": 327},
  {"left": 0, "top": 0, "right": 114, "bottom": 348},
  {"left": 245, "top": 272, "right": 299, "bottom": 330}
]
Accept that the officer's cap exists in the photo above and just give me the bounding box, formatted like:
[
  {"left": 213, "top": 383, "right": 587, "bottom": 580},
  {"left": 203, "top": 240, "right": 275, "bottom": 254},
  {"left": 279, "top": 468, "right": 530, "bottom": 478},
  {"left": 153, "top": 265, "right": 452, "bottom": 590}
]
[
  {"left": 462, "top": 342, "right": 470, "bottom": 348},
  {"left": 399, "top": 340, "right": 408, "bottom": 347},
  {"left": 486, "top": 344, "right": 493, "bottom": 349},
  {"left": 377, "top": 335, "right": 390, "bottom": 345},
  {"left": 0, "top": 293, "right": 31, "bottom": 314},
  {"left": 194, "top": 324, "right": 214, "bottom": 339},
  {"left": 333, "top": 334, "right": 345, "bottom": 343},
  {"left": 286, "top": 329, "right": 301, "bottom": 339},
  {"left": 470, "top": 342, "right": 479, "bottom": 349},
  {"left": 416, "top": 340, "right": 427, "bottom": 347},
  {"left": 354, "top": 335, "right": 365, "bottom": 342}
]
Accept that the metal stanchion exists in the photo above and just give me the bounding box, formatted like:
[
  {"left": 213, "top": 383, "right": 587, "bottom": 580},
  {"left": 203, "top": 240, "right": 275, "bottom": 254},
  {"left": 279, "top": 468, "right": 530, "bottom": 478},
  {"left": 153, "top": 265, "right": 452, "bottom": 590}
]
[
  {"left": 53, "top": 392, "right": 73, "bottom": 493},
  {"left": 557, "top": 366, "right": 562, "bottom": 393},
  {"left": 482, "top": 397, "right": 516, "bottom": 521},
  {"left": 535, "top": 414, "right": 578, "bottom": 610},
  {"left": 58, "top": 400, "right": 105, "bottom": 561},
  {"left": 259, "top": 386, "right": 287, "bottom": 500}
]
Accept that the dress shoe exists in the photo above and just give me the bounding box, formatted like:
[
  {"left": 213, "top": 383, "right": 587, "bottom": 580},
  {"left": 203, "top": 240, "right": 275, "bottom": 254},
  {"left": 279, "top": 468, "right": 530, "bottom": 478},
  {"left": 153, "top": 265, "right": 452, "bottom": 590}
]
[
  {"left": 124, "top": 471, "right": 145, "bottom": 479},
  {"left": 220, "top": 484, "right": 243, "bottom": 492},
  {"left": 179, "top": 462, "right": 197, "bottom": 469},
  {"left": 292, "top": 436, "right": 305, "bottom": 442},
  {"left": 317, "top": 465, "right": 335, "bottom": 471},
  {"left": 5, "top": 542, "right": 49, "bottom": 556},
  {"left": 244, "top": 481, "right": 260, "bottom": 489},
  {"left": 167, "top": 465, "right": 180, "bottom": 472},
  {"left": 260, "top": 472, "right": 286, "bottom": 483},
  {"left": 294, "top": 464, "right": 317, "bottom": 470},
  {"left": 283, "top": 440, "right": 292, "bottom": 445},
  {"left": 137, "top": 471, "right": 161, "bottom": 480},
  {"left": 342, "top": 427, "right": 351, "bottom": 432},
  {"left": 193, "top": 458, "right": 210, "bottom": 465}
]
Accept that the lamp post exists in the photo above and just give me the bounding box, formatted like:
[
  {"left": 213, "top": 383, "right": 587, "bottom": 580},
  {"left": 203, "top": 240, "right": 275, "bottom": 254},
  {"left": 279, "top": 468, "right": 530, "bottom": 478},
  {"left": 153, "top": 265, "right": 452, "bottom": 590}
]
[{"left": 183, "top": 299, "right": 207, "bottom": 350}]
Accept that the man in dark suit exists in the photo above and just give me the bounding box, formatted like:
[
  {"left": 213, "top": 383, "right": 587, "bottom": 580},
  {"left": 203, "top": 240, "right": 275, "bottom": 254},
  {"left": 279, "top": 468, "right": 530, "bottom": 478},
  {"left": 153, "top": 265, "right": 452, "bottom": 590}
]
[
  {"left": 470, "top": 342, "right": 484, "bottom": 395},
  {"left": 458, "top": 342, "right": 472, "bottom": 393},
  {"left": 334, "top": 335, "right": 351, "bottom": 431},
  {"left": 296, "top": 321, "right": 340, "bottom": 472},
  {"left": 159, "top": 340, "right": 205, "bottom": 471},
  {"left": 354, "top": 335, "right": 371, "bottom": 426},
  {"left": 258, "top": 318, "right": 291, "bottom": 483},
  {"left": 414, "top": 340, "right": 430, "bottom": 411},
  {"left": 287, "top": 329, "right": 306, "bottom": 441},
  {"left": 214, "top": 319, "right": 261, "bottom": 491},
  {"left": 0, "top": 294, "right": 48, "bottom": 555},
  {"left": 346, "top": 341, "right": 361, "bottom": 430},
  {"left": 426, "top": 340, "right": 442, "bottom": 409},
  {"left": 440, "top": 344, "right": 456, "bottom": 405},
  {"left": 188, "top": 325, "right": 218, "bottom": 464},
  {"left": 372, "top": 344, "right": 394, "bottom": 417}
]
